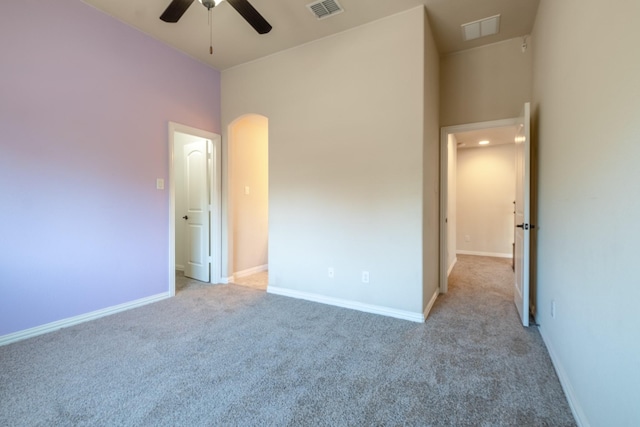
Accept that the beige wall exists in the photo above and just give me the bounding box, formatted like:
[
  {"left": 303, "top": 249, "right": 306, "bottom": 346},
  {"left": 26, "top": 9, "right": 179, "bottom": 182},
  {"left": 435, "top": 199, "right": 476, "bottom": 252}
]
[
  {"left": 440, "top": 37, "right": 532, "bottom": 126},
  {"left": 222, "top": 6, "right": 438, "bottom": 316},
  {"left": 229, "top": 115, "right": 269, "bottom": 274},
  {"left": 456, "top": 143, "right": 515, "bottom": 257},
  {"left": 532, "top": 0, "right": 640, "bottom": 425}
]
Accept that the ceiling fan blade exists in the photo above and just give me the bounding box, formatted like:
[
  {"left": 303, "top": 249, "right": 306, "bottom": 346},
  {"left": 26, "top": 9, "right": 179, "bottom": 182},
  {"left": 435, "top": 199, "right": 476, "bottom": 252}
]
[
  {"left": 226, "top": 0, "right": 272, "bottom": 34},
  {"left": 160, "top": 0, "right": 196, "bottom": 23}
]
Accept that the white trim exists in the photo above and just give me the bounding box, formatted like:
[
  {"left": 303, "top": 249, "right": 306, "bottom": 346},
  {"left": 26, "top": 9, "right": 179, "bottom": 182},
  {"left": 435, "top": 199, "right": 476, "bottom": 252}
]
[
  {"left": 0, "top": 293, "right": 170, "bottom": 346},
  {"left": 447, "top": 256, "right": 457, "bottom": 277},
  {"left": 233, "top": 264, "right": 268, "bottom": 280},
  {"left": 168, "top": 122, "right": 223, "bottom": 296},
  {"left": 169, "top": 124, "right": 176, "bottom": 296},
  {"left": 210, "top": 136, "right": 223, "bottom": 284},
  {"left": 456, "top": 250, "right": 513, "bottom": 258},
  {"left": 539, "top": 325, "right": 588, "bottom": 427},
  {"left": 267, "top": 287, "right": 425, "bottom": 323},
  {"left": 440, "top": 118, "right": 519, "bottom": 294},
  {"left": 219, "top": 276, "right": 232, "bottom": 284},
  {"left": 439, "top": 128, "right": 449, "bottom": 294},
  {"left": 175, "top": 264, "right": 185, "bottom": 272},
  {"left": 423, "top": 289, "right": 439, "bottom": 319}
]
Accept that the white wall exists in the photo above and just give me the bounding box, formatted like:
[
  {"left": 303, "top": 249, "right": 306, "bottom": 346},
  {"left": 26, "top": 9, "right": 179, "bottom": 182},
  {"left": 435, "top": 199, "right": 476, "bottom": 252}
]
[
  {"left": 222, "top": 6, "right": 439, "bottom": 318},
  {"left": 229, "top": 115, "right": 269, "bottom": 275},
  {"left": 456, "top": 143, "right": 515, "bottom": 257},
  {"left": 532, "top": 0, "right": 640, "bottom": 425},
  {"left": 440, "top": 37, "right": 532, "bottom": 126}
]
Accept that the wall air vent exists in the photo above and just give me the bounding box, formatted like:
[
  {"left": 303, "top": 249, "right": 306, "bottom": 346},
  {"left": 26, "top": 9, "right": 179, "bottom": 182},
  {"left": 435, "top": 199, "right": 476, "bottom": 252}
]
[{"left": 307, "top": 0, "right": 343, "bottom": 20}]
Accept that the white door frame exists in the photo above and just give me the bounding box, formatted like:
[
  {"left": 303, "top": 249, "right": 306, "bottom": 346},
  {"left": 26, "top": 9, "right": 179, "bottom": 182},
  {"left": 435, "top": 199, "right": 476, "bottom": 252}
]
[
  {"left": 514, "top": 102, "right": 531, "bottom": 326},
  {"left": 439, "top": 117, "right": 519, "bottom": 294},
  {"left": 168, "top": 122, "right": 222, "bottom": 296}
]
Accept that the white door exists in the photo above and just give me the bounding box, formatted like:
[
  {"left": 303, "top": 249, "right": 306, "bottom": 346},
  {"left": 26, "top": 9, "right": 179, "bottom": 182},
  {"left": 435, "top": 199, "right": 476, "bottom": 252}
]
[
  {"left": 514, "top": 102, "right": 531, "bottom": 326},
  {"left": 183, "top": 140, "right": 210, "bottom": 282}
]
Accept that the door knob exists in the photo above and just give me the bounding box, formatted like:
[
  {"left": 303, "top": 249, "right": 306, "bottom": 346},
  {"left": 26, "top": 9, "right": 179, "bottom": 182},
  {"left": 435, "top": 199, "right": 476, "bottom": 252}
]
[
  {"left": 182, "top": 215, "right": 188, "bottom": 220},
  {"left": 516, "top": 223, "right": 529, "bottom": 230}
]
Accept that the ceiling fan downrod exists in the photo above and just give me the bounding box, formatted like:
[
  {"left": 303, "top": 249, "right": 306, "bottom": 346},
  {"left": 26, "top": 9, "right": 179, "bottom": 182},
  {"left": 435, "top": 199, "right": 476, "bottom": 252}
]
[{"left": 200, "top": 0, "right": 216, "bottom": 55}]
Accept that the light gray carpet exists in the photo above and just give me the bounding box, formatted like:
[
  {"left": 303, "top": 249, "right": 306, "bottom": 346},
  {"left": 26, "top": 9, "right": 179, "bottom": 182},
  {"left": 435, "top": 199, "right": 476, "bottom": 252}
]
[
  {"left": 0, "top": 255, "right": 575, "bottom": 426},
  {"left": 231, "top": 271, "right": 269, "bottom": 291}
]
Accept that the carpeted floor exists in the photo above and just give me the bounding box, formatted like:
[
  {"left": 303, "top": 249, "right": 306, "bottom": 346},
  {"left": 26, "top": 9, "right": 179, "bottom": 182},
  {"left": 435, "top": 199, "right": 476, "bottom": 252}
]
[
  {"left": 176, "top": 270, "right": 268, "bottom": 292},
  {"left": 231, "top": 271, "right": 268, "bottom": 291},
  {"left": 0, "top": 255, "right": 575, "bottom": 426}
]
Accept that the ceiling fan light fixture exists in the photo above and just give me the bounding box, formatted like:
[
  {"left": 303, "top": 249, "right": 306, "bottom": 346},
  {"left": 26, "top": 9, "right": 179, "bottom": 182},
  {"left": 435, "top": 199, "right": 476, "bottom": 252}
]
[{"left": 199, "top": 0, "right": 222, "bottom": 10}]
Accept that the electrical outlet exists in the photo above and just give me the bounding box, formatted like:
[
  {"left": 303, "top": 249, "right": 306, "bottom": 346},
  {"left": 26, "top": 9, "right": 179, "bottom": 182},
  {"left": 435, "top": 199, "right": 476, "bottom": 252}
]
[
  {"left": 362, "top": 271, "right": 369, "bottom": 283},
  {"left": 328, "top": 267, "right": 334, "bottom": 279},
  {"left": 550, "top": 300, "right": 556, "bottom": 319}
]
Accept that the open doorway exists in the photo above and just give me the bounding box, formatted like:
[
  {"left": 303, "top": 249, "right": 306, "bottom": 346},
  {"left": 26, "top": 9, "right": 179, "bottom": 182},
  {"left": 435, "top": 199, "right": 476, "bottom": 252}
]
[
  {"left": 227, "top": 114, "right": 269, "bottom": 291},
  {"left": 440, "top": 118, "right": 519, "bottom": 294},
  {"left": 168, "top": 122, "right": 221, "bottom": 296}
]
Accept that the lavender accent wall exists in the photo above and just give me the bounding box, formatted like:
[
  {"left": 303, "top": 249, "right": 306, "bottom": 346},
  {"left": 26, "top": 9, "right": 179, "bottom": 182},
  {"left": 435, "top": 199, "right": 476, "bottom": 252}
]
[{"left": 0, "top": 0, "right": 221, "bottom": 336}]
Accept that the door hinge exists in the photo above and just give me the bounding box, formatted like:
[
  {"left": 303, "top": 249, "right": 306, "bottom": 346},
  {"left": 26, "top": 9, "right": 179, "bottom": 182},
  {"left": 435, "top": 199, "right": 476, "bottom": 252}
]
[{"left": 207, "top": 256, "right": 212, "bottom": 263}]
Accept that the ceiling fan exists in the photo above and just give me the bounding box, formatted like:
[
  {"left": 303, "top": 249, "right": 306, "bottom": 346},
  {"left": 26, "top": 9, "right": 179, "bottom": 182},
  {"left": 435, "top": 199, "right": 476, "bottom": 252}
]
[{"left": 160, "top": 0, "right": 272, "bottom": 34}]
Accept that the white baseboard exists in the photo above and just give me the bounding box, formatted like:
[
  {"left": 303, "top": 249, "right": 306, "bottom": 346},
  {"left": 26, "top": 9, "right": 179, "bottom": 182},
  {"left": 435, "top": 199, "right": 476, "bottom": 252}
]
[
  {"left": 539, "top": 325, "right": 588, "bottom": 427},
  {"left": 0, "top": 292, "right": 171, "bottom": 347},
  {"left": 267, "top": 286, "right": 425, "bottom": 323},
  {"left": 447, "top": 257, "right": 457, "bottom": 277},
  {"left": 456, "top": 250, "right": 512, "bottom": 258},
  {"left": 423, "top": 288, "right": 439, "bottom": 320},
  {"left": 175, "top": 264, "right": 185, "bottom": 271},
  {"left": 233, "top": 264, "right": 268, "bottom": 280},
  {"left": 219, "top": 276, "right": 232, "bottom": 284}
]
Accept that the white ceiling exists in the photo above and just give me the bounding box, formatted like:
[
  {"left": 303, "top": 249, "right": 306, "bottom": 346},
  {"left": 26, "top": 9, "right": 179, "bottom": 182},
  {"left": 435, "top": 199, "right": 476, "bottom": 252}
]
[{"left": 81, "top": 0, "right": 540, "bottom": 70}]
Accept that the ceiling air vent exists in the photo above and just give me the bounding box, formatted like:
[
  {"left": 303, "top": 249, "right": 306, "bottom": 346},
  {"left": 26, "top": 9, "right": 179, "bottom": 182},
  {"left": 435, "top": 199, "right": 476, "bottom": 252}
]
[
  {"left": 461, "top": 14, "right": 501, "bottom": 41},
  {"left": 307, "top": 0, "right": 344, "bottom": 20}
]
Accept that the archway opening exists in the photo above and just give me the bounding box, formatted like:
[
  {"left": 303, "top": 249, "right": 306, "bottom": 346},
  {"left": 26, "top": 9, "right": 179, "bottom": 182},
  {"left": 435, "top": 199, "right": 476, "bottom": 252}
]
[{"left": 228, "top": 114, "right": 269, "bottom": 290}]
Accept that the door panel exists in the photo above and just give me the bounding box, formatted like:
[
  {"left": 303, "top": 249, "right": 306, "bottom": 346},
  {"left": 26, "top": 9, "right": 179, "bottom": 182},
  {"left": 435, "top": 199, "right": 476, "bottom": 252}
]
[
  {"left": 183, "top": 140, "right": 210, "bottom": 282},
  {"left": 514, "top": 102, "right": 531, "bottom": 327}
]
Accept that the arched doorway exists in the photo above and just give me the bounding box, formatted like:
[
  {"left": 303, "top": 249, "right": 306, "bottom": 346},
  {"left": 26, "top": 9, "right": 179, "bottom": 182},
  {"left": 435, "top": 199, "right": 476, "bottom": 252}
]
[{"left": 228, "top": 114, "right": 269, "bottom": 290}]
